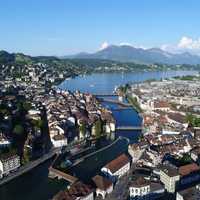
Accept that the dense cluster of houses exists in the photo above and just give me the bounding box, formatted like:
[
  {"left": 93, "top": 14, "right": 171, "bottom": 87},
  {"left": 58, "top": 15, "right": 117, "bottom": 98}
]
[
  {"left": 35, "top": 89, "right": 116, "bottom": 148},
  {"left": 131, "top": 79, "right": 200, "bottom": 135},
  {"left": 127, "top": 125, "right": 200, "bottom": 199},
  {"left": 0, "top": 89, "right": 51, "bottom": 179}
]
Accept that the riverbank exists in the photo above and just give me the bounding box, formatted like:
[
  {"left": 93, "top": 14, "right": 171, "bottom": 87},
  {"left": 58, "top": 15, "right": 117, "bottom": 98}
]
[
  {"left": 51, "top": 137, "right": 129, "bottom": 184},
  {"left": 0, "top": 148, "right": 59, "bottom": 186}
]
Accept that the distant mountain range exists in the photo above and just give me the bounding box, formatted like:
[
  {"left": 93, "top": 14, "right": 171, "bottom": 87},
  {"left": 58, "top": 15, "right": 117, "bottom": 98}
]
[
  {"left": 1, "top": 46, "right": 200, "bottom": 68},
  {"left": 67, "top": 45, "right": 200, "bottom": 65}
]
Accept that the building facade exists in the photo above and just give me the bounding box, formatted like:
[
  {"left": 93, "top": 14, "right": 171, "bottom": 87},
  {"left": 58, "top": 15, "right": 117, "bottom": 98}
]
[{"left": 0, "top": 154, "right": 21, "bottom": 178}]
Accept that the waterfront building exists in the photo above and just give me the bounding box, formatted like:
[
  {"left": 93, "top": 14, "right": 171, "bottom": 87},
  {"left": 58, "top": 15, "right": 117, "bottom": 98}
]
[
  {"left": 129, "top": 177, "right": 165, "bottom": 200},
  {"left": 52, "top": 181, "right": 94, "bottom": 200},
  {"left": 160, "top": 165, "right": 180, "bottom": 193},
  {"left": 0, "top": 134, "right": 11, "bottom": 149},
  {"left": 92, "top": 175, "right": 113, "bottom": 199},
  {"left": 101, "top": 154, "right": 130, "bottom": 180},
  {"left": 0, "top": 153, "right": 21, "bottom": 178},
  {"left": 51, "top": 134, "right": 68, "bottom": 148}
]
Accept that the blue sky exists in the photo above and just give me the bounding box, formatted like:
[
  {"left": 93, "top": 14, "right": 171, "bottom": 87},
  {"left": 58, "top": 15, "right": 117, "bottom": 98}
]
[{"left": 0, "top": 0, "right": 200, "bottom": 56}]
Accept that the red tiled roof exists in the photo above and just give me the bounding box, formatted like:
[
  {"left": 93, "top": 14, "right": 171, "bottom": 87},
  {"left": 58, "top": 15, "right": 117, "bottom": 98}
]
[
  {"left": 104, "top": 154, "right": 130, "bottom": 173},
  {"left": 179, "top": 163, "right": 200, "bottom": 176},
  {"left": 92, "top": 175, "right": 113, "bottom": 190},
  {"left": 52, "top": 181, "right": 93, "bottom": 200},
  {"left": 154, "top": 101, "right": 170, "bottom": 108}
]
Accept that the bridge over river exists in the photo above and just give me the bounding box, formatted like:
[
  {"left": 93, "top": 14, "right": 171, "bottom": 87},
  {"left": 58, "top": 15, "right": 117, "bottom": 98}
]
[
  {"left": 116, "top": 126, "right": 143, "bottom": 131},
  {"left": 94, "top": 93, "right": 118, "bottom": 97}
]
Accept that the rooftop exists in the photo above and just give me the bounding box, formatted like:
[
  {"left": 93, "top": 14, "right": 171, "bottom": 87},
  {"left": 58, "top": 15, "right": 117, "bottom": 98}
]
[
  {"left": 178, "top": 186, "right": 200, "bottom": 200},
  {"left": 104, "top": 153, "right": 130, "bottom": 173},
  {"left": 130, "top": 177, "right": 150, "bottom": 188},
  {"left": 179, "top": 163, "right": 200, "bottom": 177},
  {"left": 92, "top": 175, "right": 113, "bottom": 190},
  {"left": 52, "top": 181, "right": 93, "bottom": 200},
  {"left": 161, "top": 165, "right": 179, "bottom": 177}
]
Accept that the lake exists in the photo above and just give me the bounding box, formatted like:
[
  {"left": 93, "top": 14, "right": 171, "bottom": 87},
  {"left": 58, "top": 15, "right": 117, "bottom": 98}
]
[{"left": 59, "top": 70, "right": 197, "bottom": 94}]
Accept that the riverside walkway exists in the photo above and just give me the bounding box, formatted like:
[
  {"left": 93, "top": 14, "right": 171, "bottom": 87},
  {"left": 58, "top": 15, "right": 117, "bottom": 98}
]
[
  {"left": 0, "top": 148, "right": 60, "bottom": 186},
  {"left": 49, "top": 137, "right": 129, "bottom": 183}
]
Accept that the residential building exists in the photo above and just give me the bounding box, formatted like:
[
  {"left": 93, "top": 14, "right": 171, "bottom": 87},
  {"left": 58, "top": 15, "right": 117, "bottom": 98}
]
[
  {"left": 129, "top": 177, "right": 165, "bottom": 200},
  {"left": 92, "top": 175, "right": 113, "bottom": 199},
  {"left": 52, "top": 181, "right": 94, "bottom": 200},
  {"left": 0, "top": 153, "right": 21, "bottom": 178},
  {"left": 160, "top": 165, "right": 180, "bottom": 193},
  {"left": 101, "top": 154, "right": 130, "bottom": 180},
  {"left": 51, "top": 134, "right": 68, "bottom": 148}
]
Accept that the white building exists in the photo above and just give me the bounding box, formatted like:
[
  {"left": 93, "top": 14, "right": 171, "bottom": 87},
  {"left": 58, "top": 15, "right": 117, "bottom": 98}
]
[
  {"left": 104, "top": 122, "right": 116, "bottom": 133},
  {"left": 0, "top": 153, "right": 21, "bottom": 178},
  {"left": 101, "top": 154, "right": 130, "bottom": 180},
  {"left": 0, "top": 134, "right": 11, "bottom": 148},
  {"left": 160, "top": 165, "right": 180, "bottom": 193},
  {"left": 129, "top": 177, "right": 165, "bottom": 199},
  {"left": 51, "top": 134, "right": 68, "bottom": 148}
]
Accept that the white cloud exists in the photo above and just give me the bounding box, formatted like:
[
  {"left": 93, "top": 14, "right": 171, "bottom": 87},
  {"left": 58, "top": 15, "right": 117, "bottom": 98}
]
[
  {"left": 99, "top": 37, "right": 200, "bottom": 55},
  {"left": 99, "top": 41, "right": 109, "bottom": 50},
  {"left": 119, "top": 42, "right": 132, "bottom": 46},
  {"left": 178, "top": 36, "right": 200, "bottom": 49},
  {"left": 161, "top": 36, "right": 200, "bottom": 55}
]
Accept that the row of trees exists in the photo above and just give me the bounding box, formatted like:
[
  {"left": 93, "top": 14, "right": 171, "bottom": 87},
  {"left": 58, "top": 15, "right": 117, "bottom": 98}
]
[
  {"left": 79, "top": 119, "right": 104, "bottom": 140},
  {"left": 127, "top": 95, "right": 143, "bottom": 113},
  {"left": 186, "top": 113, "right": 200, "bottom": 127}
]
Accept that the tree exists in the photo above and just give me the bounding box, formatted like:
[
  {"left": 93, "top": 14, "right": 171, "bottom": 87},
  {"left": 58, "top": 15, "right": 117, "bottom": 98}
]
[
  {"left": 32, "top": 119, "right": 44, "bottom": 129},
  {"left": 79, "top": 122, "right": 86, "bottom": 138},
  {"left": 22, "top": 146, "right": 31, "bottom": 164},
  {"left": 94, "top": 119, "right": 102, "bottom": 138},
  {"left": 23, "top": 102, "right": 32, "bottom": 111},
  {"left": 186, "top": 113, "right": 200, "bottom": 127},
  {"left": 13, "top": 124, "right": 24, "bottom": 135},
  {"left": 127, "top": 95, "right": 143, "bottom": 113},
  {"left": 179, "top": 153, "right": 192, "bottom": 165}
]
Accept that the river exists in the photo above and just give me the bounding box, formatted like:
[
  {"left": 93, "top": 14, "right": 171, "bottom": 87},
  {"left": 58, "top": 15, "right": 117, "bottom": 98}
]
[{"left": 0, "top": 70, "right": 198, "bottom": 200}]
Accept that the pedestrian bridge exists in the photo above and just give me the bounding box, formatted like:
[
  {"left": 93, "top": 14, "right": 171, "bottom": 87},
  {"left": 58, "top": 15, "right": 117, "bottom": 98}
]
[
  {"left": 116, "top": 126, "right": 142, "bottom": 131},
  {"left": 49, "top": 167, "right": 78, "bottom": 183},
  {"left": 94, "top": 94, "right": 118, "bottom": 97}
]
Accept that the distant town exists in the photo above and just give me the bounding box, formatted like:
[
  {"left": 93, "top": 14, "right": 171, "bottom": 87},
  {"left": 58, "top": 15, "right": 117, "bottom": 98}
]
[{"left": 1, "top": 55, "right": 200, "bottom": 200}]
